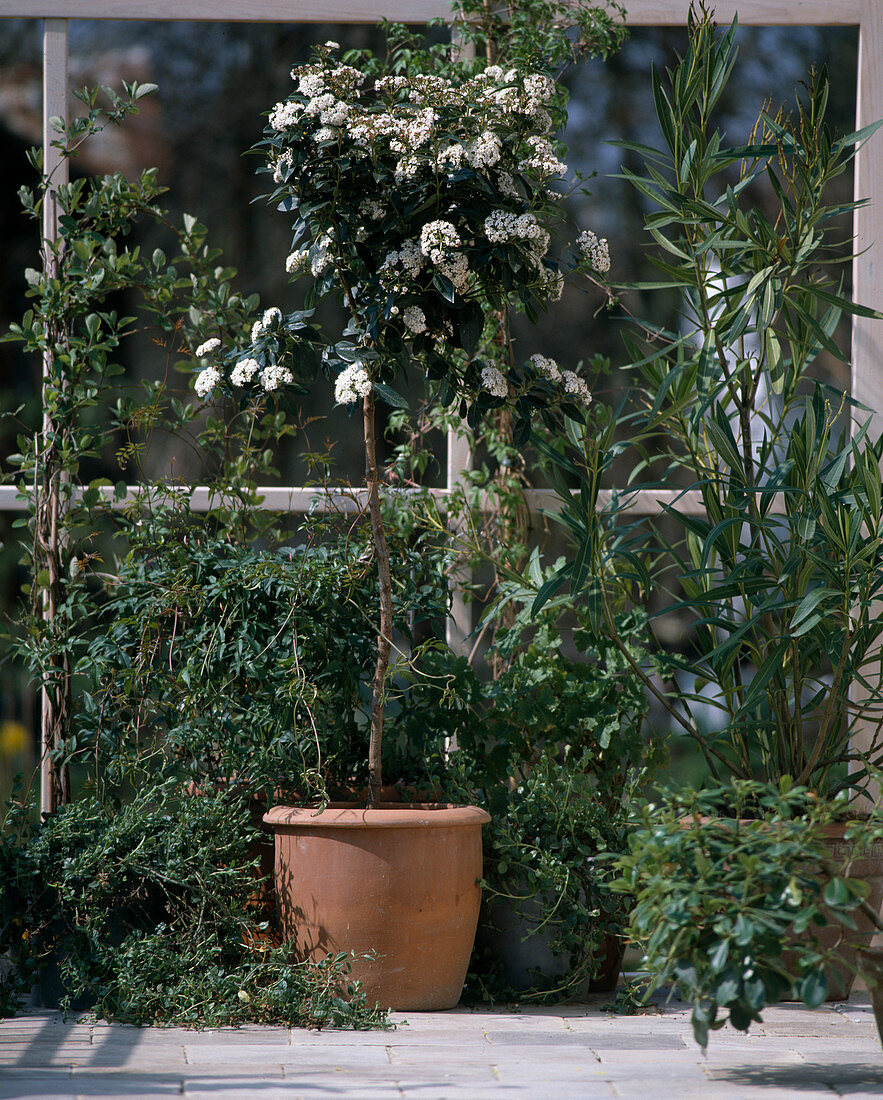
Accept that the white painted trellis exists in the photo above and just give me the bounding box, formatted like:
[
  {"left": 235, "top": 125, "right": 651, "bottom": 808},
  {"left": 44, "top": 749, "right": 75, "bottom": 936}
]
[{"left": 0, "top": 1, "right": 881, "bottom": 812}]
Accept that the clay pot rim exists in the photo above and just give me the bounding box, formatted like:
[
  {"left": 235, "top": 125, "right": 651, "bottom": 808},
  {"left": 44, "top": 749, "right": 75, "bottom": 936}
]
[{"left": 263, "top": 802, "right": 491, "bottom": 829}]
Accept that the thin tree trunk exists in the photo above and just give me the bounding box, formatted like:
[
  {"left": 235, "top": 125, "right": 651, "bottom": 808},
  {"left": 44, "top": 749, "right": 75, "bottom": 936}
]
[
  {"left": 35, "top": 428, "right": 71, "bottom": 812},
  {"left": 363, "top": 389, "right": 392, "bottom": 807}
]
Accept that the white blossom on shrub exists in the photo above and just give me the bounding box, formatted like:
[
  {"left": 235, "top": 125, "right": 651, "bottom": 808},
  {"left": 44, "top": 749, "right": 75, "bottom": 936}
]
[
  {"left": 269, "top": 101, "right": 303, "bottom": 130},
  {"left": 481, "top": 364, "right": 509, "bottom": 398},
  {"left": 419, "top": 220, "right": 461, "bottom": 265},
  {"left": 194, "top": 366, "right": 220, "bottom": 398},
  {"left": 211, "top": 44, "right": 613, "bottom": 429},
  {"left": 251, "top": 307, "right": 283, "bottom": 342},
  {"left": 195, "top": 337, "right": 221, "bottom": 358},
  {"left": 529, "top": 353, "right": 562, "bottom": 382},
  {"left": 230, "top": 357, "right": 261, "bottom": 387},
  {"left": 521, "top": 136, "right": 567, "bottom": 176},
  {"left": 403, "top": 306, "right": 427, "bottom": 334},
  {"left": 578, "top": 229, "right": 611, "bottom": 274},
  {"left": 562, "top": 370, "right": 593, "bottom": 406},
  {"left": 258, "top": 364, "right": 294, "bottom": 392},
  {"left": 335, "top": 363, "right": 372, "bottom": 405},
  {"left": 286, "top": 249, "right": 309, "bottom": 275}
]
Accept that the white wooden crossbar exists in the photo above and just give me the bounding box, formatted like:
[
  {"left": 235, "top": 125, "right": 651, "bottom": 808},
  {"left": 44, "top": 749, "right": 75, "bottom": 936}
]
[
  {"left": 0, "top": 1, "right": 865, "bottom": 23},
  {"left": 0, "top": 483, "right": 708, "bottom": 515}
]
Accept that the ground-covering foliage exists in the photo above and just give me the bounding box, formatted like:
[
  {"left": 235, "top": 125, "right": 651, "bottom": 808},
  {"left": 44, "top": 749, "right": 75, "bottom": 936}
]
[{"left": 0, "top": 781, "right": 387, "bottom": 1027}]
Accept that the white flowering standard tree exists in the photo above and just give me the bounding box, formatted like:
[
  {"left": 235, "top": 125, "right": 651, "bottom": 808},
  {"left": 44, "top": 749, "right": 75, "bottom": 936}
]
[{"left": 193, "top": 39, "right": 609, "bottom": 806}]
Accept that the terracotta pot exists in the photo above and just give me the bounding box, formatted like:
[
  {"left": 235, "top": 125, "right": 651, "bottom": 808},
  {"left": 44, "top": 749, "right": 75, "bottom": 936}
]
[
  {"left": 263, "top": 802, "right": 491, "bottom": 1010},
  {"left": 857, "top": 947, "right": 883, "bottom": 1048},
  {"left": 589, "top": 934, "right": 625, "bottom": 993},
  {"left": 801, "top": 825, "right": 883, "bottom": 1001}
]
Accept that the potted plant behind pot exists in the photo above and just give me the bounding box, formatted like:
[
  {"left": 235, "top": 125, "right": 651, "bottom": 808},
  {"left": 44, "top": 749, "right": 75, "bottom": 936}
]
[
  {"left": 435, "top": 539, "right": 663, "bottom": 1002},
  {"left": 191, "top": 27, "right": 617, "bottom": 1010},
  {"left": 535, "top": 6, "right": 883, "bottom": 1021}
]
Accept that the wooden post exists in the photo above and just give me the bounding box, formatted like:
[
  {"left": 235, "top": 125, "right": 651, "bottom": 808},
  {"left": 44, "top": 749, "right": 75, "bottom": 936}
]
[
  {"left": 39, "top": 18, "right": 69, "bottom": 817},
  {"left": 446, "top": 25, "right": 475, "bottom": 661},
  {"left": 850, "top": 1, "right": 883, "bottom": 805}
]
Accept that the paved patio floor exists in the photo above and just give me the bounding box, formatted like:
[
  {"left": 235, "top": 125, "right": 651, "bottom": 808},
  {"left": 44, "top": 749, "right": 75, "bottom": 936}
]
[{"left": 1, "top": 995, "right": 882, "bottom": 1099}]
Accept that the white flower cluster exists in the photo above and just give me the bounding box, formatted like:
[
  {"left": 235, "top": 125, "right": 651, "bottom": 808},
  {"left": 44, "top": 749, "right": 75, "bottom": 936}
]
[
  {"left": 539, "top": 266, "right": 565, "bottom": 301},
  {"left": 259, "top": 364, "right": 294, "bottom": 392},
  {"left": 495, "top": 171, "right": 521, "bottom": 199},
  {"left": 375, "top": 75, "right": 408, "bottom": 94},
  {"left": 297, "top": 70, "right": 326, "bottom": 97},
  {"left": 286, "top": 249, "right": 309, "bottom": 275},
  {"left": 195, "top": 337, "right": 221, "bottom": 358},
  {"left": 311, "top": 234, "right": 335, "bottom": 277},
  {"left": 492, "top": 86, "right": 520, "bottom": 112},
  {"left": 402, "top": 305, "right": 427, "bottom": 334},
  {"left": 394, "top": 107, "right": 436, "bottom": 152},
  {"left": 304, "top": 91, "right": 349, "bottom": 126},
  {"left": 562, "top": 370, "right": 593, "bottom": 406},
  {"left": 334, "top": 362, "right": 372, "bottom": 405},
  {"left": 523, "top": 73, "right": 554, "bottom": 112},
  {"left": 577, "top": 229, "right": 611, "bottom": 274},
  {"left": 394, "top": 156, "right": 424, "bottom": 184},
  {"left": 467, "top": 130, "right": 502, "bottom": 169},
  {"left": 361, "top": 198, "right": 384, "bottom": 220},
  {"left": 350, "top": 108, "right": 435, "bottom": 161},
  {"left": 230, "top": 357, "right": 260, "bottom": 387},
  {"left": 437, "top": 144, "right": 465, "bottom": 172},
  {"left": 407, "top": 73, "right": 451, "bottom": 105},
  {"left": 195, "top": 366, "right": 220, "bottom": 398},
  {"left": 269, "top": 101, "right": 303, "bottom": 130},
  {"left": 439, "top": 253, "right": 470, "bottom": 294},
  {"left": 273, "top": 151, "right": 293, "bottom": 183},
  {"left": 420, "top": 220, "right": 461, "bottom": 265},
  {"left": 521, "top": 136, "right": 567, "bottom": 177},
  {"left": 484, "top": 211, "right": 550, "bottom": 270},
  {"left": 481, "top": 364, "right": 509, "bottom": 398},
  {"left": 251, "top": 307, "right": 282, "bottom": 342},
  {"left": 484, "top": 211, "right": 543, "bottom": 244},
  {"left": 529, "top": 353, "right": 561, "bottom": 382},
  {"left": 382, "top": 238, "right": 424, "bottom": 280}
]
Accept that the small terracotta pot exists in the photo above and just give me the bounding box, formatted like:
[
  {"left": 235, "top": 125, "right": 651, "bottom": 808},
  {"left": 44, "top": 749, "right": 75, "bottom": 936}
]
[
  {"left": 857, "top": 947, "right": 883, "bottom": 1048},
  {"left": 589, "top": 934, "right": 625, "bottom": 993},
  {"left": 263, "top": 802, "right": 491, "bottom": 1010}
]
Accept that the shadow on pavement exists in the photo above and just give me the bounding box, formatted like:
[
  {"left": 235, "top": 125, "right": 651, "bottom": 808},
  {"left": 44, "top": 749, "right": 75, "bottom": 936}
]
[{"left": 713, "top": 1061, "right": 883, "bottom": 1093}]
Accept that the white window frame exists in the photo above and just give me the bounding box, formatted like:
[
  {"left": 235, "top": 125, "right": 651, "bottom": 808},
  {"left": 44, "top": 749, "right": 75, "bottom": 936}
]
[{"left": 0, "top": 1, "right": 878, "bottom": 521}]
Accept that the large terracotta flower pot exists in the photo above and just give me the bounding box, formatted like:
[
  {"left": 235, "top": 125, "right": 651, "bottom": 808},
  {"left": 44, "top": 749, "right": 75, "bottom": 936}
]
[
  {"left": 262, "top": 802, "right": 491, "bottom": 1010},
  {"left": 809, "top": 825, "right": 883, "bottom": 1000}
]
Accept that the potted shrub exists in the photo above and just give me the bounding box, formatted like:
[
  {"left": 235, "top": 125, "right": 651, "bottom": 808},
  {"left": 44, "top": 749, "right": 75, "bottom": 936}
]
[
  {"left": 191, "top": 30, "right": 612, "bottom": 1009},
  {"left": 442, "top": 556, "right": 662, "bottom": 1001},
  {"left": 537, "top": 7, "right": 883, "bottom": 1015},
  {"left": 612, "top": 780, "right": 883, "bottom": 1049}
]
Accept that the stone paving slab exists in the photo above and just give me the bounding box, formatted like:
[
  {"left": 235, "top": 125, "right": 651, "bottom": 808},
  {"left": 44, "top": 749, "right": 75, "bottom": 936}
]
[{"left": 0, "top": 998, "right": 881, "bottom": 1099}]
